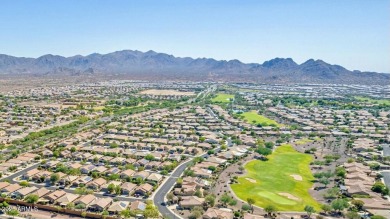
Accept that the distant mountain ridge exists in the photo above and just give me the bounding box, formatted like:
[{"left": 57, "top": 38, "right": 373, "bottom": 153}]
[{"left": 0, "top": 50, "right": 389, "bottom": 85}]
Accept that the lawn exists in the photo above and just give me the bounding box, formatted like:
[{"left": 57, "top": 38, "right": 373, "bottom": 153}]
[
  {"left": 231, "top": 145, "right": 321, "bottom": 211},
  {"left": 240, "top": 110, "right": 281, "bottom": 127},
  {"left": 295, "top": 138, "right": 313, "bottom": 145},
  {"left": 211, "top": 93, "right": 234, "bottom": 103},
  {"left": 355, "top": 96, "right": 390, "bottom": 105}
]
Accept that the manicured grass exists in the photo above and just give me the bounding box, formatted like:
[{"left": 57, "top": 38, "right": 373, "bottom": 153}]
[
  {"left": 212, "top": 93, "right": 234, "bottom": 103},
  {"left": 231, "top": 145, "right": 321, "bottom": 212},
  {"left": 240, "top": 110, "right": 281, "bottom": 127},
  {"left": 355, "top": 96, "right": 390, "bottom": 105},
  {"left": 295, "top": 138, "right": 313, "bottom": 145}
]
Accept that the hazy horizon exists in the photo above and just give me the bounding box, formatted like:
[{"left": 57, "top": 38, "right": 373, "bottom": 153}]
[{"left": 2, "top": 49, "right": 390, "bottom": 74}]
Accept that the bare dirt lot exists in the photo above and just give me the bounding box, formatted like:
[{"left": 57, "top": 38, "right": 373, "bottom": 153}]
[{"left": 139, "top": 89, "right": 195, "bottom": 96}]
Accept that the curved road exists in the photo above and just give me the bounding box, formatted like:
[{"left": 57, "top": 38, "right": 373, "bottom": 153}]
[{"left": 153, "top": 159, "right": 193, "bottom": 219}]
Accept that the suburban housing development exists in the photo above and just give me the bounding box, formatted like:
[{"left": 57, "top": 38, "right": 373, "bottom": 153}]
[{"left": 0, "top": 81, "right": 388, "bottom": 219}]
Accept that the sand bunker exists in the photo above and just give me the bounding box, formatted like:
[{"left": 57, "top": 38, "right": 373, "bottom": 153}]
[
  {"left": 290, "top": 174, "right": 302, "bottom": 181},
  {"left": 245, "top": 178, "right": 257, "bottom": 183},
  {"left": 278, "top": 193, "right": 301, "bottom": 201}
]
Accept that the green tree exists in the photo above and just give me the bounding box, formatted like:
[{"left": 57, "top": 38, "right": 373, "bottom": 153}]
[
  {"left": 120, "top": 209, "right": 132, "bottom": 218},
  {"left": 264, "top": 205, "right": 276, "bottom": 215},
  {"left": 319, "top": 177, "right": 330, "bottom": 188},
  {"left": 24, "top": 194, "right": 39, "bottom": 204},
  {"left": 304, "top": 205, "right": 316, "bottom": 218},
  {"left": 335, "top": 167, "right": 346, "bottom": 178},
  {"left": 256, "top": 146, "right": 272, "bottom": 156},
  {"left": 247, "top": 198, "right": 255, "bottom": 213},
  {"left": 144, "top": 204, "right": 159, "bottom": 219},
  {"left": 167, "top": 192, "right": 174, "bottom": 203},
  {"left": 50, "top": 173, "right": 60, "bottom": 184},
  {"left": 66, "top": 202, "right": 75, "bottom": 209},
  {"left": 102, "top": 210, "right": 109, "bottom": 219},
  {"left": 351, "top": 199, "right": 364, "bottom": 211},
  {"left": 345, "top": 211, "right": 360, "bottom": 219},
  {"left": 371, "top": 182, "right": 388, "bottom": 195},
  {"left": 75, "top": 203, "right": 86, "bottom": 209},
  {"left": 19, "top": 181, "right": 30, "bottom": 187},
  {"left": 107, "top": 183, "right": 115, "bottom": 193},
  {"left": 6, "top": 209, "right": 19, "bottom": 218},
  {"left": 370, "top": 216, "right": 386, "bottom": 219},
  {"left": 265, "top": 142, "right": 274, "bottom": 149},
  {"left": 81, "top": 211, "right": 87, "bottom": 218},
  {"left": 205, "top": 194, "right": 216, "bottom": 207},
  {"left": 228, "top": 199, "right": 237, "bottom": 206},
  {"left": 115, "top": 185, "right": 122, "bottom": 195},
  {"left": 145, "top": 154, "right": 155, "bottom": 161},
  {"left": 321, "top": 204, "right": 332, "bottom": 214},
  {"left": 241, "top": 204, "right": 251, "bottom": 211},
  {"left": 194, "top": 189, "right": 203, "bottom": 198},
  {"left": 220, "top": 193, "right": 232, "bottom": 207},
  {"left": 190, "top": 206, "right": 203, "bottom": 219},
  {"left": 331, "top": 199, "right": 349, "bottom": 212}
]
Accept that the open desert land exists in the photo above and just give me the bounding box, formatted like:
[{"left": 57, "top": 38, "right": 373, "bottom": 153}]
[{"left": 139, "top": 89, "right": 195, "bottom": 96}]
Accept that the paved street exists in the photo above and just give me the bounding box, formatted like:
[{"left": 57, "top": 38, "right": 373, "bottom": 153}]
[
  {"left": 153, "top": 159, "right": 193, "bottom": 219},
  {"left": 383, "top": 146, "right": 390, "bottom": 157},
  {"left": 3, "top": 163, "right": 41, "bottom": 183},
  {"left": 382, "top": 171, "right": 390, "bottom": 187}
]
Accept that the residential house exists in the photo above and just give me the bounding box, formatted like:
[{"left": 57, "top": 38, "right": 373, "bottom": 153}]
[
  {"left": 43, "top": 190, "right": 66, "bottom": 203},
  {"left": 121, "top": 182, "right": 137, "bottom": 195},
  {"left": 108, "top": 201, "right": 129, "bottom": 213},
  {"left": 129, "top": 200, "right": 146, "bottom": 211},
  {"left": 120, "top": 169, "right": 135, "bottom": 179},
  {"left": 11, "top": 186, "right": 38, "bottom": 199},
  {"left": 147, "top": 173, "right": 163, "bottom": 184},
  {"left": 179, "top": 196, "right": 205, "bottom": 209},
  {"left": 32, "top": 187, "right": 51, "bottom": 198},
  {"left": 74, "top": 194, "right": 97, "bottom": 207},
  {"left": 88, "top": 198, "right": 113, "bottom": 212},
  {"left": 56, "top": 193, "right": 80, "bottom": 206},
  {"left": 87, "top": 178, "right": 107, "bottom": 191},
  {"left": 134, "top": 183, "right": 153, "bottom": 196},
  {"left": 1, "top": 184, "right": 22, "bottom": 196},
  {"left": 203, "top": 208, "right": 234, "bottom": 219}
]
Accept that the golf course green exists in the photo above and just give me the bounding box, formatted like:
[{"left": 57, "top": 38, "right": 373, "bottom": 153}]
[
  {"left": 231, "top": 144, "right": 320, "bottom": 211},
  {"left": 241, "top": 110, "right": 281, "bottom": 127},
  {"left": 211, "top": 93, "right": 234, "bottom": 103}
]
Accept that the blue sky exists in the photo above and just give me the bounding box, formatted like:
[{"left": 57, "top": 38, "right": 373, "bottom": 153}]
[{"left": 1, "top": 0, "right": 389, "bottom": 72}]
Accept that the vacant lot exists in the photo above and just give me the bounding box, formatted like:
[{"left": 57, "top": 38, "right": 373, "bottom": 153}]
[
  {"left": 231, "top": 145, "right": 320, "bottom": 211},
  {"left": 139, "top": 89, "right": 195, "bottom": 96},
  {"left": 212, "top": 93, "right": 234, "bottom": 103},
  {"left": 241, "top": 110, "right": 281, "bottom": 127}
]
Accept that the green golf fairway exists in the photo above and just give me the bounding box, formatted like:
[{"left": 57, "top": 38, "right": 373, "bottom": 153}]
[
  {"left": 212, "top": 93, "right": 234, "bottom": 103},
  {"left": 231, "top": 144, "right": 320, "bottom": 211},
  {"left": 241, "top": 110, "right": 281, "bottom": 127}
]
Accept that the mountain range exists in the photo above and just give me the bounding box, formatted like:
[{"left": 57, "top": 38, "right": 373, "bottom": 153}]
[{"left": 0, "top": 50, "right": 389, "bottom": 85}]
